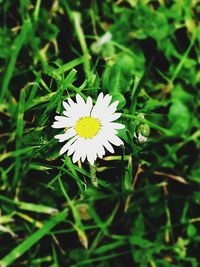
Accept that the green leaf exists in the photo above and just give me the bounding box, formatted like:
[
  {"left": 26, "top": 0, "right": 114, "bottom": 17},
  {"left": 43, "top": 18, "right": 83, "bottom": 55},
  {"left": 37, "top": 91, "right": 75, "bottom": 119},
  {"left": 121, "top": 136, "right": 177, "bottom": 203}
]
[
  {"left": 94, "top": 240, "right": 125, "bottom": 255},
  {"left": 168, "top": 100, "right": 191, "bottom": 135},
  {"left": 129, "top": 236, "right": 152, "bottom": 248},
  {"left": 112, "top": 92, "right": 126, "bottom": 109},
  {"left": 187, "top": 224, "right": 197, "bottom": 238},
  {"left": 102, "top": 54, "right": 134, "bottom": 94}
]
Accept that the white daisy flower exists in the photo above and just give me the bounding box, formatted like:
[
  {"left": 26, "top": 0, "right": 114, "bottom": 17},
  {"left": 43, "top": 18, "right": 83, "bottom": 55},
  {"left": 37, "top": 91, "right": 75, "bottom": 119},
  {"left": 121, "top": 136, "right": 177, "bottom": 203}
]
[{"left": 52, "top": 93, "right": 125, "bottom": 165}]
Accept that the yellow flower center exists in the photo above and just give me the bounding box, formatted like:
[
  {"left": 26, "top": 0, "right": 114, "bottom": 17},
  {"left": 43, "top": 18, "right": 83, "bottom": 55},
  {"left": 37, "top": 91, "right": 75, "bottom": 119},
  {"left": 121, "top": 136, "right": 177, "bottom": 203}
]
[{"left": 75, "top": 116, "right": 101, "bottom": 138}]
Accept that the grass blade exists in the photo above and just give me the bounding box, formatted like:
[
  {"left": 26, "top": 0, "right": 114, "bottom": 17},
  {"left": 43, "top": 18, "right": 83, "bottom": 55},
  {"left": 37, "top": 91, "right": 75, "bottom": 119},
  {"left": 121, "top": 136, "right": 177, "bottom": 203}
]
[
  {"left": 0, "top": 209, "right": 68, "bottom": 267},
  {"left": 0, "top": 19, "right": 31, "bottom": 101}
]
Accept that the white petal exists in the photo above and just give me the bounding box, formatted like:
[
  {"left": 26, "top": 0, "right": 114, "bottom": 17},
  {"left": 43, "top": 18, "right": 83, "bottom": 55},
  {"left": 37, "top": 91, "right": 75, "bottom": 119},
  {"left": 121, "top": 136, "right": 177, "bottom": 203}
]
[
  {"left": 63, "top": 101, "right": 70, "bottom": 111},
  {"left": 108, "top": 122, "right": 125, "bottom": 129},
  {"left": 54, "top": 128, "right": 76, "bottom": 142},
  {"left": 67, "top": 138, "right": 82, "bottom": 156},
  {"left": 108, "top": 135, "right": 124, "bottom": 146},
  {"left": 81, "top": 153, "right": 87, "bottom": 162},
  {"left": 91, "top": 93, "right": 104, "bottom": 117},
  {"left": 68, "top": 98, "right": 75, "bottom": 106},
  {"left": 92, "top": 94, "right": 114, "bottom": 119},
  {"left": 86, "top": 139, "right": 97, "bottom": 165},
  {"left": 79, "top": 139, "right": 89, "bottom": 163},
  {"left": 103, "top": 94, "right": 112, "bottom": 107},
  {"left": 96, "top": 143, "right": 105, "bottom": 158},
  {"left": 102, "top": 140, "right": 114, "bottom": 153},
  {"left": 59, "top": 136, "right": 77, "bottom": 155},
  {"left": 76, "top": 94, "right": 85, "bottom": 105},
  {"left": 92, "top": 137, "right": 105, "bottom": 159},
  {"left": 54, "top": 116, "right": 69, "bottom": 123},
  {"left": 63, "top": 109, "right": 82, "bottom": 123},
  {"left": 72, "top": 150, "right": 82, "bottom": 163},
  {"left": 96, "top": 92, "right": 104, "bottom": 103},
  {"left": 91, "top": 134, "right": 106, "bottom": 158},
  {"left": 99, "top": 125, "right": 118, "bottom": 138},
  {"left": 52, "top": 122, "right": 67, "bottom": 129},
  {"left": 106, "top": 101, "right": 119, "bottom": 115},
  {"left": 107, "top": 113, "right": 121, "bottom": 122},
  {"left": 87, "top": 151, "right": 96, "bottom": 165},
  {"left": 63, "top": 109, "right": 75, "bottom": 118},
  {"left": 67, "top": 144, "right": 76, "bottom": 156},
  {"left": 85, "top": 96, "right": 93, "bottom": 116}
]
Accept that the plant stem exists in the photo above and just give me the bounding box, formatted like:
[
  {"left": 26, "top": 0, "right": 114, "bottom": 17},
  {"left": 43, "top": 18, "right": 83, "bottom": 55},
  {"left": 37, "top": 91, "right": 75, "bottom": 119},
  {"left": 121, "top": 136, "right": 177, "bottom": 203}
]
[{"left": 89, "top": 164, "right": 98, "bottom": 187}]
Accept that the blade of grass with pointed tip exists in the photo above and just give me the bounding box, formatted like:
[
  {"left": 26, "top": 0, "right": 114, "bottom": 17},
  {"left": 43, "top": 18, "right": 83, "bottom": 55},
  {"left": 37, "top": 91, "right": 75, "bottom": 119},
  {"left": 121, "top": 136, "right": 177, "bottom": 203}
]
[
  {"left": 39, "top": 69, "right": 77, "bottom": 125},
  {"left": 0, "top": 209, "right": 68, "bottom": 267},
  {"left": 94, "top": 240, "right": 125, "bottom": 255},
  {"left": 0, "top": 146, "right": 39, "bottom": 162},
  {"left": 0, "top": 19, "right": 31, "bottom": 102},
  {"left": 0, "top": 195, "right": 58, "bottom": 215},
  {"left": 58, "top": 176, "right": 88, "bottom": 248},
  {"left": 13, "top": 87, "right": 26, "bottom": 187},
  {"left": 50, "top": 57, "right": 85, "bottom": 79}
]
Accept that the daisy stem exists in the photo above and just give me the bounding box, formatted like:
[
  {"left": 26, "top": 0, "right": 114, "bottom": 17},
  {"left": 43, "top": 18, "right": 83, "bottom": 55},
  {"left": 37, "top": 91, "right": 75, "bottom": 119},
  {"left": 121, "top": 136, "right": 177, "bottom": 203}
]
[{"left": 89, "top": 164, "right": 98, "bottom": 187}]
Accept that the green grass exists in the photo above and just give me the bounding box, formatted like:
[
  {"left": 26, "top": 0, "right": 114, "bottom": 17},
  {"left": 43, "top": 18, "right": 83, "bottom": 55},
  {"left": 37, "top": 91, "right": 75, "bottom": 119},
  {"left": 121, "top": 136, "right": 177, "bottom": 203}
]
[{"left": 0, "top": 1, "right": 200, "bottom": 266}]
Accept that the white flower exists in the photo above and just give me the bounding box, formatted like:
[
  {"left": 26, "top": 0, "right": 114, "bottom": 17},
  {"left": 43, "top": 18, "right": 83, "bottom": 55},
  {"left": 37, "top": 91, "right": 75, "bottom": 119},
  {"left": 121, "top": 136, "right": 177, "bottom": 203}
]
[{"left": 52, "top": 93, "right": 125, "bottom": 165}]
